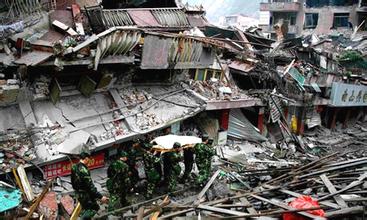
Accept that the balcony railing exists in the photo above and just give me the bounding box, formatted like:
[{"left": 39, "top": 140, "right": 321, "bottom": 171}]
[{"left": 260, "top": 2, "right": 301, "bottom": 11}]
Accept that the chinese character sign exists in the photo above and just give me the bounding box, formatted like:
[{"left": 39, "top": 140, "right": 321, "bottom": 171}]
[
  {"left": 330, "top": 82, "right": 367, "bottom": 106},
  {"left": 43, "top": 152, "right": 105, "bottom": 179}
]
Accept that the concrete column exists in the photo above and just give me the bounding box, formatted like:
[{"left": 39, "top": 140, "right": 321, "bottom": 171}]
[
  {"left": 343, "top": 108, "right": 352, "bottom": 129},
  {"left": 330, "top": 108, "right": 340, "bottom": 130},
  {"left": 220, "top": 109, "right": 230, "bottom": 130},
  {"left": 258, "top": 107, "right": 265, "bottom": 134}
]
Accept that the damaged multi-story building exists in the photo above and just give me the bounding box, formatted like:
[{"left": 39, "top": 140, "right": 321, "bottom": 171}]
[
  {"left": 259, "top": 0, "right": 367, "bottom": 38},
  {"left": 0, "top": 0, "right": 271, "bottom": 182}
]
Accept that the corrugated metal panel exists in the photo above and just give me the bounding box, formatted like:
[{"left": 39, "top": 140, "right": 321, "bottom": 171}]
[
  {"left": 228, "top": 109, "right": 267, "bottom": 142},
  {"left": 127, "top": 10, "right": 161, "bottom": 27},
  {"left": 102, "top": 9, "right": 134, "bottom": 27},
  {"left": 141, "top": 34, "right": 171, "bottom": 69},
  {"left": 186, "top": 14, "right": 207, "bottom": 27},
  {"left": 141, "top": 34, "right": 214, "bottom": 69},
  {"left": 94, "top": 30, "right": 141, "bottom": 70},
  {"left": 151, "top": 8, "right": 189, "bottom": 27},
  {"left": 269, "top": 96, "right": 282, "bottom": 123}
]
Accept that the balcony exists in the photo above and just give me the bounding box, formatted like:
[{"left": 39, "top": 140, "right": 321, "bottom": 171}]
[{"left": 260, "top": 2, "right": 301, "bottom": 12}]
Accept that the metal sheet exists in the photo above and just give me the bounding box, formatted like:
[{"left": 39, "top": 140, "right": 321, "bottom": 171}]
[
  {"left": 141, "top": 34, "right": 171, "bottom": 69},
  {"left": 94, "top": 30, "right": 141, "bottom": 70},
  {"left": 229, "top": 60, "right": 256, "bottom": 73},
  {"left": 151, "top": 9, "right": 189, "bottom": 27},
  {"left": 228, "top": 109, "right": 267, "bottom": 142},
  {"left": 186, "top": 14, "right": 208, "bottom": 27},
  {"left": 127, "top": 10, "right": 160, "bottom": 27},
  {"left": 102, "top": 9, "right": 134, "bottom": 27}
]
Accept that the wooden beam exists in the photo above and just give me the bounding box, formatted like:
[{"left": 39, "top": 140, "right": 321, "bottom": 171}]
[
  {"left": 325, "top": 206, "right": 364, "bottom": 218},
  {"left": 193, "top": 170, "right": 221, "bottom": 206},
  {"left": 320, "top": 174, "right": 348, "bottom": 208},
  {"left": 197, "top": 204, "right": 248, "bottom": 216},
  {"left": 70, "top": 202, "right": 81, "bottom": 220},
  {"left": 319, "top": 172, "right": 367, "bottom": 201},
  {"left": 25, "top": 181, "right": 52, "bottom": 219},
  {"left": 239, "top": 197, "right": 257, "bottom": 214}
]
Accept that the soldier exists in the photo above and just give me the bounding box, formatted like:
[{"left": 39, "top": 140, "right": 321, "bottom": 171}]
[
  {"left": 162, "top": 127, "right": 173, "bottom": 184},
  {"left": 180, "top": 145, "right": 194, "bottom": 183},
  {"left": 126, "top": 140, "right": 142, "bottom": 189},
  {"left": 166, "top": 142, "right": 183, "bottom": 192},
  {"left": 107, "top": 150, "right": 131, "bottom": 211},
  {"left": 71, "top": 151, "right": 108, "bottom": 219},
  {"left": 143, "top": 147, "right": 161, "bottom": 199},
  {"left": 194, "top": 135, "right": 216, "bottom": 186}
]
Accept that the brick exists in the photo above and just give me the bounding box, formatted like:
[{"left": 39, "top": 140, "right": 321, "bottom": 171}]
[
  {"left": 38, "top": 191, "right": 58, "bottom": 220},
  {"left": 61, "top": 194, "right": 75, "bottom": 216}
]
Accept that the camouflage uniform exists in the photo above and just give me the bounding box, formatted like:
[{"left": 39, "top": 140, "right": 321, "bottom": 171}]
[
  {"left": 143, "top": 151, "right": 161, "bottom": 198},
  {"left": 194, "top": 142, "right": 216, "bottom": 185},
  {"left": 71, "top": 162, "right": 102, "bottom": 220},
  {"left": 166, "top": 149, "right": 182, "bottom": 192},
  {"left": 107, "top": 157, "right": 131, "bottom": 211},
  {"left": 126, "top": 145, "right": 142, "bottom": 187}
]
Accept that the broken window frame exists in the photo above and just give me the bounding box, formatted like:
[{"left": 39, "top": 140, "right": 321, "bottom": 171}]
[
  {"left": 333, "top": 13, "right": 350, "bottom": 28},
  {"left": 304, "top": 13, "right": 319, "bottom": 29},
  {"left": 272, "top": 12, "right": 297, "bottom": 26}
]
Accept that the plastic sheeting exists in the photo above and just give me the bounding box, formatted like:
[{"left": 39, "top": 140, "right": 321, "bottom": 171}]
[
  {"left": 228, "top": 109, "right": 267, "bottom": 142},
  {"left": 0, "top": 187, "right": 22, "bottom": 213},
  {"left": 152, "top": 134, "right": 202, "bottom": 149}
]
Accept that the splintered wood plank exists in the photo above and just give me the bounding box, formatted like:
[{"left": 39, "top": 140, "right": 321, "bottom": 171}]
[
  {"left": 239, "top": 197, "right": 257, "bottom": 214},
  {"left": 320, "top": 174, "right": 348, "bottom": 208},
  {"left": 319, "top": 172, "right": 367, "bottom": 201}
]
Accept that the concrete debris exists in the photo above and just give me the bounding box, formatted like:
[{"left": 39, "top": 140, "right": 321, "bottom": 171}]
[{"left": 0, "top": 0, "right": 366, "bottom": 219}]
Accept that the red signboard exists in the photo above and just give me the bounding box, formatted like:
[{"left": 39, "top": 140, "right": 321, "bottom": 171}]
[{"left": 43, "top": 152, "right": 105, "bottom": 179}]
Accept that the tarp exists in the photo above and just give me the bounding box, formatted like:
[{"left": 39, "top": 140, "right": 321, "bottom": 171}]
[
  {"left": 152, "top": 134, "right": 202, "bottom": 149},
  {"left": 0, "top": 187, "right": 22, "bottom": 213},
  {"left": 228, "top": 109, "right": 267, "bottom": 142}
]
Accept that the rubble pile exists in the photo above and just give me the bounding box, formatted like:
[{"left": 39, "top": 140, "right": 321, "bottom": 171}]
[
  {"left": 0, "top": 130, "right": 35, "bottom": 172},
  {"left": 190, "top": 79, "right": 250, "bottom": 101}
]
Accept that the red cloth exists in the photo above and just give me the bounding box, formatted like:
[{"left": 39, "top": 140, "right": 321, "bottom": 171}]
[{"left": 283, "top": 196, "right": 325, "bottom": 220}]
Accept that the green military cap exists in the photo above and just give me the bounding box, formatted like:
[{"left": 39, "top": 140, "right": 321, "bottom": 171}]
[
  {"left": 173, "top": 142, "right": 181, "bottom": 149},
  {"left": 202, "top": 134, "right": 209, "bottom": 141},
  {"left": 118, "top": 150, "right": 128, "bottom": 158},
  {"left": 80, "top": 151, "right": 91, "bottom": 159}
]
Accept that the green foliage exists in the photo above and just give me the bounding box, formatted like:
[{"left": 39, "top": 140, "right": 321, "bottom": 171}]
[{"left": 338, "top": 51, "right": 367, "bottom": 69}]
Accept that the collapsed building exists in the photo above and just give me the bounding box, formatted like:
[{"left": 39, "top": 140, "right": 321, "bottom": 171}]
[{"left": 0, "top": 0, "right": 366, "bottom": 219}]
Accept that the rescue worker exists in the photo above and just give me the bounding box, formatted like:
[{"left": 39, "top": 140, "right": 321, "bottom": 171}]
[
  {"left": 126, "top": 140, "right": 142, "bottom": 189},
  {"left": 107, "top": 150, "right": 131, "bottom": 211},
  {"left": 162, "top": 127, "right": 173, "bottom": 184},
  {"left": 194, "top": 134, "right": 216, "bottom": 186},
  {"left": 180, "top": 145, "right": 194, "bottom": 183},
  {"left": 166, "top": 142, "right": 182, "bottom": 192},
  {"left": 71, "top": 151, "right": 108, "bottom": 219},
  {"left": 143, "top": 147, "right": 161, "bottom": 199}
]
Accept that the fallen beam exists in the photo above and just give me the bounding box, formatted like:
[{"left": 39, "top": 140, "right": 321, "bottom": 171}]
[
  {"left": 325, "top": 206, "right": 364, "bottom": 218},
  {"left": 319, "top": 174, "right": 348, "bottom": 208},
  {"left": 193, "top": 170, "right": 221, "bottom": 206},
  {"left": 319, "top": 172, "right": 367, "bottom": 201},
  {"left": 196, "top": 204, "right": 248, "bottom": 216}
]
